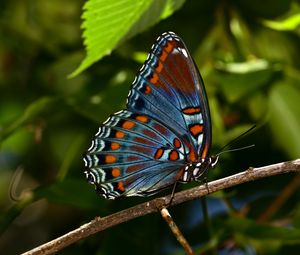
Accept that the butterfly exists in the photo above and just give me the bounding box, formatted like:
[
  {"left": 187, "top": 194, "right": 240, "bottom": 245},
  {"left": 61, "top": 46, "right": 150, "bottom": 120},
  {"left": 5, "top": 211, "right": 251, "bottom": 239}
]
[{"left": 83, "top": 32, "right": 218, "bottom": 199}]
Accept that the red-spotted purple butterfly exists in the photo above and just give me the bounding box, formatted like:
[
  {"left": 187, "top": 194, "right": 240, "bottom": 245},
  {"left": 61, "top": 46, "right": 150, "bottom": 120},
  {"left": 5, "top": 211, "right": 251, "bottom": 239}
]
[{"left": 83, "top": 32, "right": 218, "bottom": 199}]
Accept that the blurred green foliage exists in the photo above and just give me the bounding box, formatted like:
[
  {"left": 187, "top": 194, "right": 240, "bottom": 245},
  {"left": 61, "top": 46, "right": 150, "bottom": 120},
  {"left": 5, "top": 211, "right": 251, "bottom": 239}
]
[{"left": 0, "top": 0, "right": 300, "bottom": 254}]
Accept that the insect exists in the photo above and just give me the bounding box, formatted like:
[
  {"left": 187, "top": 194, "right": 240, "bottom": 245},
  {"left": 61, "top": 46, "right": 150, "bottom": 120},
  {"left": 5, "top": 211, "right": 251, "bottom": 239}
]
[{"left": 83, "top": 32, "right": 218, "bottom": 199}]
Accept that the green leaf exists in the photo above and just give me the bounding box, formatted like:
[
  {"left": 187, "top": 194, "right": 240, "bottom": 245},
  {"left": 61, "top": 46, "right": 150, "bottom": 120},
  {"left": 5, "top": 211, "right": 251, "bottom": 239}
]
[
  {"left": 269, "top": 83, "right": 300, "bottom": 158},
  {"left": 70, "top": 0, "right": 185, "bottom": 77},
  {"left": 216, "top": 59, "right": 270, "bottom": 74},
  {"left": 262, "top": 13, "right": 300, "bottom": 31},
  {"left": 216, "top": 60, "right": 273, "bottom": 102}
]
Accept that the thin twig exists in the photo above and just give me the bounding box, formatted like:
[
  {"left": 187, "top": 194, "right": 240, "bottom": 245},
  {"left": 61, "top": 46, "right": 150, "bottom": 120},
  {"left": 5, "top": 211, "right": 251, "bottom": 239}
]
[
  {"left": 22, "top": 159, "right": 300, "bottom": 255},
  {"left": 160, "top": 208, "right": 195, "bottom": 255}
]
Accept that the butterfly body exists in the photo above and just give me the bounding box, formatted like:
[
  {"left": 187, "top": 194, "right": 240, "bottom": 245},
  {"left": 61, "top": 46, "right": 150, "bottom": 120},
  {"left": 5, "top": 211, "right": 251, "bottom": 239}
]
[{"left": 84, "top": 32, "right": 218, "bottom": 199}]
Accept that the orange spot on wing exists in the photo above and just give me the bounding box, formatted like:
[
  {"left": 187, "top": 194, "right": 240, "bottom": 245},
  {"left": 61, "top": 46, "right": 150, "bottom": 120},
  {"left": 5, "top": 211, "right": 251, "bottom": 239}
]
[
  {"left": 122, "top": 121, "right": 135, "bottom": 129},
  {"left": 182, "top": 107, "right": 201, "bottom": 115},
  {"left": 115, "top": 131, "right": 125, "bottom": 138},
  {"left": 184, "top": 141, "right": 197, "bottom": 162},
  {"left": 150, "top": 73, "right": 159, "bottom": 84},
  {"left": 169, "top": 150, "right": 179, "bottom": 161},
  {"left": 159, "top": 41, "right": 175, "bottom": 62},
  {"left": 154, "top": 148, "right": 164, "bottom": 159},
  {"left": 190, "top": 124, "right": 203, "bottom": 137},
  {"left": 173, "top": 138, "right": 181, "bottom": 148},
  {"left": 156, "top": 62, "right": 163, "bottom": 73},
  {"left": 112, "top": 168, "right": 121, "bottom": 177},
  {"left": 135, "top": 115, "right": 148, "bottom": 123},
  {"left": 144, "top": 85, "right": 151, "bottom": 94},
  {"left": 189, "top": 150, "right": 197, "bottom": 162},
  {"left": 105, "top": 155, "right": 117, "bottom": 163},
  {"left": 201, "top": 142, "right": 210, "bottom": 159},
  {"left": 160, "top": 51, "right": 168, "bottom": 62},
  {"left": 165, "top": 41, "right": 175, "bottom": 53},
  {"left": 117, "top": 181, "right": 125, "bottom": 192},
  {"left": 111, "top": 142, "right": 120, "bottom": 150}
]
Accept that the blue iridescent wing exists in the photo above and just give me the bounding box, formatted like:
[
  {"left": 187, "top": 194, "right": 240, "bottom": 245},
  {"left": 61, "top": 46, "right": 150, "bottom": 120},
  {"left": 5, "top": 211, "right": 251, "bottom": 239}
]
[
  {"left": 127, "top": 32, "right": 211, "bottom": 160},
  {"left": 84, "top": 110, "right": 187, "bottom": 199}
]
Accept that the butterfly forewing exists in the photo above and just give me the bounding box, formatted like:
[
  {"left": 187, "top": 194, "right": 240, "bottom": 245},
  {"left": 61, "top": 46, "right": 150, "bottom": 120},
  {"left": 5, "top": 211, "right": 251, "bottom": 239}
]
[{"left": 127, "top": 32, "right": 211, "bottom": 158}]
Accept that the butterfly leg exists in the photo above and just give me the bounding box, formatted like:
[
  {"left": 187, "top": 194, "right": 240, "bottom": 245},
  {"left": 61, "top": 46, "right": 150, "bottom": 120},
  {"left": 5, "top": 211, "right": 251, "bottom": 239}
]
[
  {"left": 166, "top": 181, "right": 178, "bottom": 207},
  {"left": 203, "top": 176, "right": 210, "bottom": 194}
]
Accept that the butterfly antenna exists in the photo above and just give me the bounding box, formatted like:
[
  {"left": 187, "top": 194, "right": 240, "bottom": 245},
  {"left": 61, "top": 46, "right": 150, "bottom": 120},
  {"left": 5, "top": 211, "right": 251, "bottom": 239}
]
[
  {"left": 216, "top": 144, "right": 255, "bottom": 157},
  {"left": 217, "top": 124, "right": 256, "bottom": 155}
]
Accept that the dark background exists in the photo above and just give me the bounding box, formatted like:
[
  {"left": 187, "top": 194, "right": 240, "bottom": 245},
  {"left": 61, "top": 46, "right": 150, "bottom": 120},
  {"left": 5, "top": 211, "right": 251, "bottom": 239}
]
[{"left": 1, "top": 0, "right": 300, "bottom": 254}]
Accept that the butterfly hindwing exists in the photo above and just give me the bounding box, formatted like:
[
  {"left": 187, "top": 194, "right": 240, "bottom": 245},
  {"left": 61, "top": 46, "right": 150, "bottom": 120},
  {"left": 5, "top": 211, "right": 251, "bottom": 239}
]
[{"left": 84, "top": 110, "right": 187, "bottom": 199}]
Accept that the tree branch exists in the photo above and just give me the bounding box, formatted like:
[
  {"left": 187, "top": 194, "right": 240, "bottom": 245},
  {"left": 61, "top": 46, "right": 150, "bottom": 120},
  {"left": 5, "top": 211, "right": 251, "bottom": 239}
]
[{"left": 22, "top": 159, "right": 300, "bottom": 255}]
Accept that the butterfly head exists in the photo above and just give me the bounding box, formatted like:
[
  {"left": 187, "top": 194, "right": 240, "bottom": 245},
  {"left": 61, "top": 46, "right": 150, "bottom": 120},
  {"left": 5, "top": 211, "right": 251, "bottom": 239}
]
[{"left": 183, "top": 155, "right": 219, "bottom": 182}]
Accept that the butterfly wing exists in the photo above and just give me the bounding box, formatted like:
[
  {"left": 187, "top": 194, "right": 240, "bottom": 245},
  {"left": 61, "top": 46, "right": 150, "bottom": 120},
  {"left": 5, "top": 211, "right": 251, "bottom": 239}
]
[
  {"left": 127, "top": 32, "right": 212, "bottom": 160},
  {"left": 84, "top": 32, "right": 213, "bottom": 199},
  {"left": 84, "top": 110, "right": 187, "bottom": 199}
]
